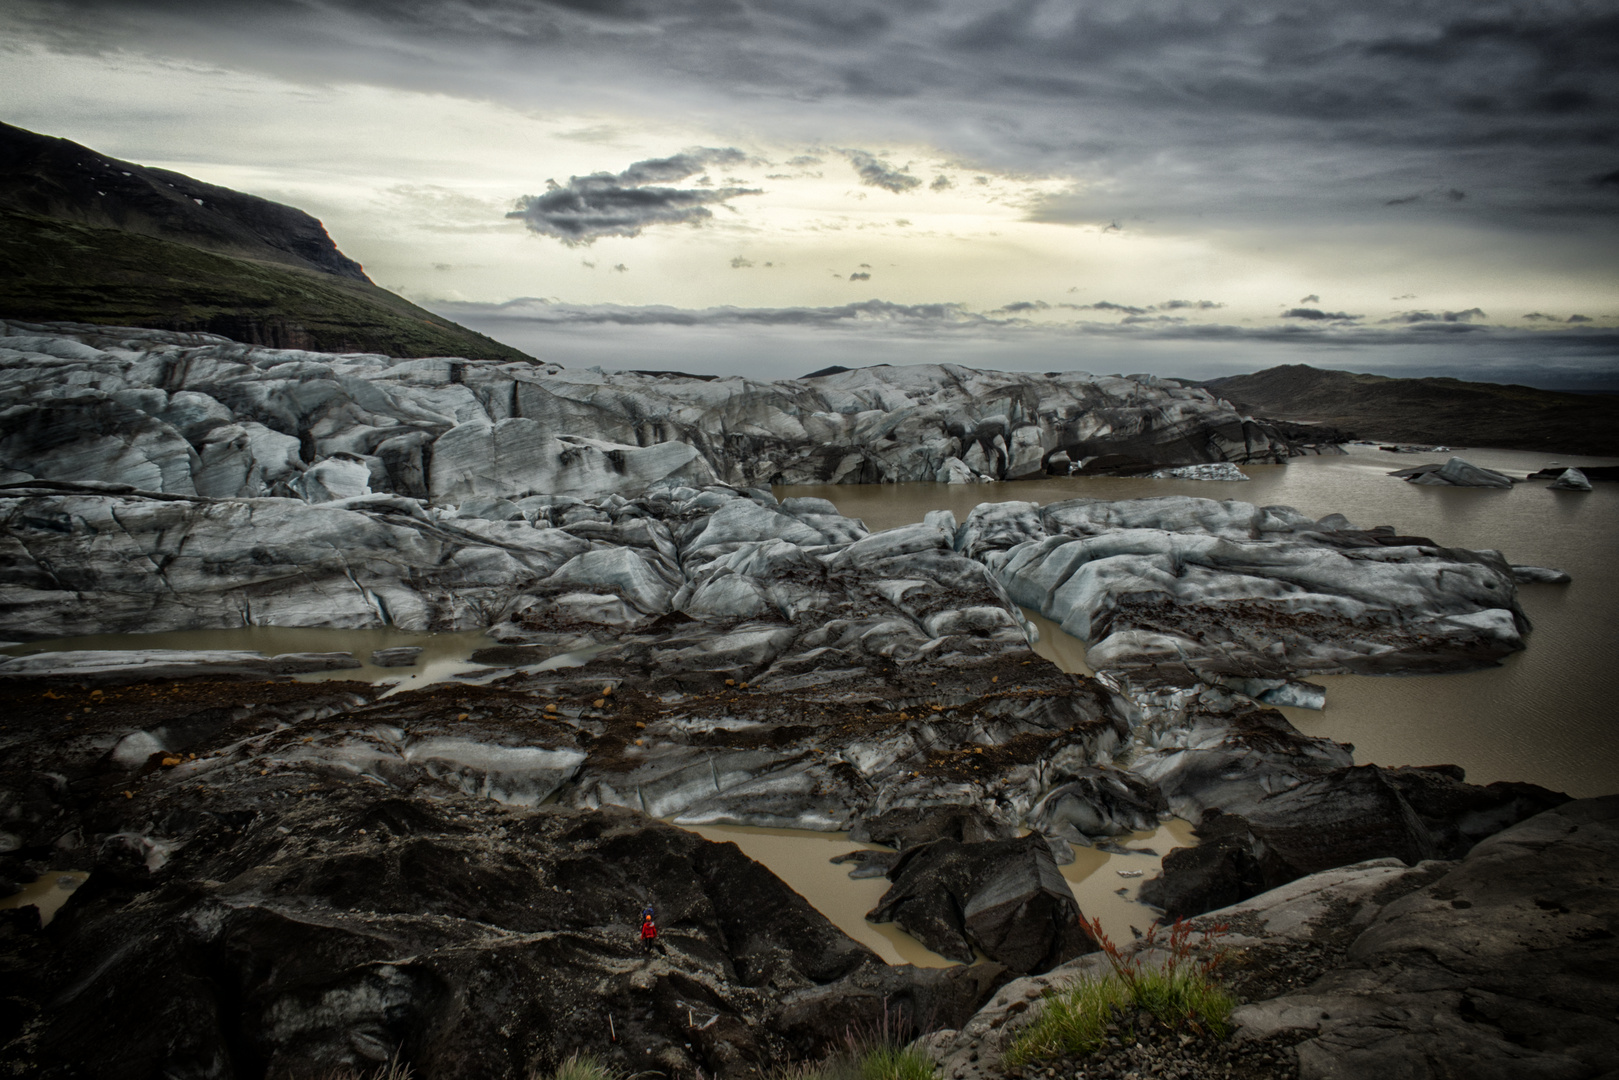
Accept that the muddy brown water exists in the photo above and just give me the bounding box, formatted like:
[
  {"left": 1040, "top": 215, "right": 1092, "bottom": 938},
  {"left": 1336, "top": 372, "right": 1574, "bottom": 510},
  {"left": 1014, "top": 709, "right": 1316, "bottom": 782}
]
[
  {"left": 0, "top": 871, "right": 88, "bottom": 927},
  {"left": 691, "top": 819, "right": 1196, "bottom": 965},
  {"left": 782, "top": 443, "right": 1619, "bottom": 802},
  {"left": 6, "top": 444, "right": 1611, "bottom": 962}
]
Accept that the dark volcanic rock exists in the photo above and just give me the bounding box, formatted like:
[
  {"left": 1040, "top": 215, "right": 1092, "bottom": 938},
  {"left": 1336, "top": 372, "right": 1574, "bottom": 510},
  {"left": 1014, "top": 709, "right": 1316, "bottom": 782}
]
[
  {"left": 0, "top": 780, "right": 997, "bottom": 1079},
  {"left": 778, "top": 962, "right": 1011, "bottom": 1051},
  {"left": 1141, "top": 765, "right": 1570, "bottom": 920},
  {"left": 1233, "top": 796, "right": 1619, "bottom": 1079},
  {"left": 849, "top": 805, "right": 1015, "bottom": 847},
  {"left": 1139, "top": 809, "right": 1266, "bottom": 919},
  {"left": 867, "top": 836, "right": 1095, "bottom": 973},
  {"left": 1243, "top": 764, "right": 1443, "bottom": 879}
]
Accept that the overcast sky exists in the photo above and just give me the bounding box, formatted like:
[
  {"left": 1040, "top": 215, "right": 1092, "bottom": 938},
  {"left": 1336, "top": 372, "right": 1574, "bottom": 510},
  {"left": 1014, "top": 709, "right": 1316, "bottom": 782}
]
[{"left": 3, "top": 0, "right": 1616, "bottom": 383}]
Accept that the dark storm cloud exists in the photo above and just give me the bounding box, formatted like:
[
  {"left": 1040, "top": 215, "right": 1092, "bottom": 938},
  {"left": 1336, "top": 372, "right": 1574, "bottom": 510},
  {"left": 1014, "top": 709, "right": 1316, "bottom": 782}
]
[
  {"left": 1381, "top": 308, "right": 1487, "bottom": 324},
  {"left": 1063, "top": 301, "right": 1149, "bottom": 316},
  {"left": 843, "top": 150, "right": 921, "bottom": 193},
  {"left": 989, "top": 300, "right": 1049, "bottom": 315},
  {"left": 1061, "top": 300, "right": 1228, "bottom": 318},
  {"left": 507, "top": 148, "right": 760, "bottom": 244},
  {"left": 8, "top": 0, "right": 1619, "bottom": 241},
  {"left": 1284, "top": 308, "right": 1361, "bottom": 322}
]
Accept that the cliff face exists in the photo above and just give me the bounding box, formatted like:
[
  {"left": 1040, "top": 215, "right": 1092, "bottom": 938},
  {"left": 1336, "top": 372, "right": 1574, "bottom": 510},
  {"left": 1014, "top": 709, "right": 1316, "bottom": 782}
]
[
  {"left": 0, "top": 123, "right": 531, "bottom": 361},
  {"left": 0, "top": 322, "right": 1294, "bottom": 503},
  {"left": 0, "top": 120, "right": 367, "bottom": 280}
]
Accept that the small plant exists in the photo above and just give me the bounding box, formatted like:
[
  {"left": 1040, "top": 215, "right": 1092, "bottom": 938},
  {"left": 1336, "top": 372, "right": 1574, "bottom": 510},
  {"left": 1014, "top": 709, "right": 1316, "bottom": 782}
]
[
  {"left": 1005, "top": 916, "right": 1236, "bottom": 1066},
  {"left": 775, "top": 999, "right": 938, "bottom": 1080},
  {"left": 532, "top": 1051, "right": 622, "bottom": 1080},
  {"left": 316, "top": 1056, "right": 414, "bottom": 1080},
  {"left": 841, "top": 1002, "right": 937, "bottom": 1080},
  {"left": 854, "top": 1042, "right": 936, "bottom": 1080}
]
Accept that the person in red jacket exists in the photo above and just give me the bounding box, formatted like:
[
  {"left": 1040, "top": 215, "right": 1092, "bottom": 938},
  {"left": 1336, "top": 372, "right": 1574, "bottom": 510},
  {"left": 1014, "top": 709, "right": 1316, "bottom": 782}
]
[{"left": 640, "top": 913, "right": 658, "bottom": 954}]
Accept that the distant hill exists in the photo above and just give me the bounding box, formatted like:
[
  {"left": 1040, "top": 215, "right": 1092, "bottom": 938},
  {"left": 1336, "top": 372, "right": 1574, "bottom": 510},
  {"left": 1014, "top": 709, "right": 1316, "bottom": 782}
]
[
  {"left": 0, "top": 121, "right": 531, "bottom": 361},
  {"left": 1199, "top": 364, "right": 1619, "bottom": 457}
]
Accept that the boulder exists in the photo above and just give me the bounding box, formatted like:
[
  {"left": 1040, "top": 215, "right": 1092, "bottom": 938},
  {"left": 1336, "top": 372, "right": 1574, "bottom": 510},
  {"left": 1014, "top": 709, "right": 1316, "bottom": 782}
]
[
  {"left": 1231, "top": 796, "right": 1619, "bottom": 1080},
  {"left": 1139, "top": 810, "right": 1266, "bottom": 919},
  {"left": 288, "top": 456, "right": 371, "bottom": 503},
  {"left": 867, "top": 836, "right": 1095, "bottom": 973},
  {"left": 849, "top": 805, "right": 1014, "bottom": 848},
  {"left": 1140, "top": 765, "right": 1570, "bottom": 919},
  {"left": 1242, "top": 764, "right": 1442, "bottom": 880}
]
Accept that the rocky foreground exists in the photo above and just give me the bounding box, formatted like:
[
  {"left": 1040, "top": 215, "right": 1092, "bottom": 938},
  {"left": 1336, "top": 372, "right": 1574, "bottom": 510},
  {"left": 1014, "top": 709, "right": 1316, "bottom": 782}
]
[
  {"left": 2, "top": 465, "right": 1608, "bottom": 1078},
  {"left": 929, "top": 796, "right": 1619, "bottom": 1080}
]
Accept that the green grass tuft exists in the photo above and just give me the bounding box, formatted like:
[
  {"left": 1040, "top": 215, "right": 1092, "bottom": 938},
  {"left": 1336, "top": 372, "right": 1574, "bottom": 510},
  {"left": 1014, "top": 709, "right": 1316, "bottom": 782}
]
[
  {"left": 316, "top": 1057, "right": 414, "bottom": 1080},
  {"left": 0, "top": 208, "right": 532, "bottom": 360},
  {"left": 1004, "top": 915, "right": 1237, "bottom": 1067},
  {"left": 1004, "top": 968, "right": 1236, "bottom": 1065},
  {"left": 535, "top": 1051, "right": 622, "bottom": 1080},
  {"left": 856, "top": 1043, "right": 937, "bottom": 1080}
]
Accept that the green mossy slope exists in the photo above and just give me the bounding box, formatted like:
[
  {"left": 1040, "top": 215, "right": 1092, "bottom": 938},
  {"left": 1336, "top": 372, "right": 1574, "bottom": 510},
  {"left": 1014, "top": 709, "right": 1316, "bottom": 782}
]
[{"left": 0, "top": 209, "right": 532, "bottom": 361}]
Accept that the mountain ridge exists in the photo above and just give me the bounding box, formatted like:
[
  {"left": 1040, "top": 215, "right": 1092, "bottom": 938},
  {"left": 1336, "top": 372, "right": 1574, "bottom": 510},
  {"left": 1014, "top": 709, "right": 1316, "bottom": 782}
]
[
  {"left": 1199, "top": 363, "right": 1619, "bottom": 457},
  {"left": 0, "top": 121, "right": 532, "bottom": 361}
]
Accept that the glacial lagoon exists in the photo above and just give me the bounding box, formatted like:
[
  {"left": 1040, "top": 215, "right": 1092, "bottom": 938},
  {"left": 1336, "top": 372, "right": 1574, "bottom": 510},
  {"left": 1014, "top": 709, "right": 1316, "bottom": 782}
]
[
  {"left": 785, "top": 442, "right": 1619, "bottom": 801},
  {"left": 4, "top": 443, "right": 1613, "bottom": 955}
]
